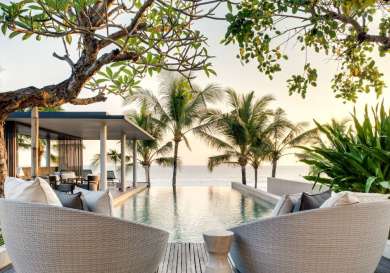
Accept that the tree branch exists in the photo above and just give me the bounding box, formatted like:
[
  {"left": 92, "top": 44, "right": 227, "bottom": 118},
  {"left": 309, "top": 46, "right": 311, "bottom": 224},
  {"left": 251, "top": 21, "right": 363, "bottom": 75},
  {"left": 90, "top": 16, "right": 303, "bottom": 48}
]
[
  {"left": 69, "top": 92, "right": 107, "bottom": 105},
  {"left": 98, "top": 0, "right": 155, "bottom": 49},
  {"left": 53, "top": 52, "right": 75, "bottom": 71}
]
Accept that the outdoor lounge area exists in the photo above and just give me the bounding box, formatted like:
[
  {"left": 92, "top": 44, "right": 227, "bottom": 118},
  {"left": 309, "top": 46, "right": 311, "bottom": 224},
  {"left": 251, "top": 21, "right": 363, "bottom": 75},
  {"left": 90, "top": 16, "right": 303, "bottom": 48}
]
[
  {"left": 5, "top": 111, "right": 153, "bottom": 192},
  {"left": 0, "top": 178, "right": 389, "bottom": 273}
]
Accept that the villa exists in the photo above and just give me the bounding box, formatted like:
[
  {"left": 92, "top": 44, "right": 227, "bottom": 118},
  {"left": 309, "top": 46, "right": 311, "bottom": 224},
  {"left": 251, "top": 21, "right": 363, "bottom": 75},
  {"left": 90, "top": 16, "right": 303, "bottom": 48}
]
[
  {"left": 0, "top": 110, "right": 388, "bottom": 273},
  {"left": 1, "top": 0, "right": 390, "bottom": 272},
  {"left": 4, "top": 111, "right": 153, "bottom": 191}
]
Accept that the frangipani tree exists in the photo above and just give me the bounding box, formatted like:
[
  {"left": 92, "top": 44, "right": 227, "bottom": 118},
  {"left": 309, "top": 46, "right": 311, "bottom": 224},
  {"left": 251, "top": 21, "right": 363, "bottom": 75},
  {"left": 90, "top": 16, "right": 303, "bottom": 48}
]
[
  {"left": 0, "top": 0, "right": 228, "bottom": 192},
  {"left": 224, "top": 0, "right": 390, "bottom": 101}
]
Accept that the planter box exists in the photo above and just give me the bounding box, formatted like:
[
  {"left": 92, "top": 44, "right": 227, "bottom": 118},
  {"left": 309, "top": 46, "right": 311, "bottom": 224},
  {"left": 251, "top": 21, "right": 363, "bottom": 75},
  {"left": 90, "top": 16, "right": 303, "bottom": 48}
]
[
  {"left": 384, "top": 240, "right": 390, "bottom": 259},
  {"left": 0, "top": 246, "right": 11, "bottom": 270}
]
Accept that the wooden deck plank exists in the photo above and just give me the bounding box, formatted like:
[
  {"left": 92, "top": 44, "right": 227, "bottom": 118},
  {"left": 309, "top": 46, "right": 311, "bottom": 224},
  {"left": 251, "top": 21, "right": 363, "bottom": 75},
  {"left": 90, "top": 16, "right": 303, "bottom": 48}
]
[{"left": 0, "top": 243, "right": 388, "bottom": 273}]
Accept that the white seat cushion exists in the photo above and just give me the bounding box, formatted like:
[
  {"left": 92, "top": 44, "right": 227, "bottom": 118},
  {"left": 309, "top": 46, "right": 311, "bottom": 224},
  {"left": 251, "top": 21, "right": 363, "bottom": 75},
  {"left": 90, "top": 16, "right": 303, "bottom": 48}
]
[
  {"left": 7, "top": 177, "right": 62, "bottom": 207},
  {"left": 74, "top": 187, "right": 113, "bottom": 216}
]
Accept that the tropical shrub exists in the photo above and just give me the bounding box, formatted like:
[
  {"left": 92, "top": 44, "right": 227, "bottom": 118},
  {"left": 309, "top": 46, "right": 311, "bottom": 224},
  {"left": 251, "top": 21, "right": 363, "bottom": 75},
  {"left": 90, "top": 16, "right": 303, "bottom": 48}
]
[{"left": 300, "top": 103, "right": 390, "bottom": 193}]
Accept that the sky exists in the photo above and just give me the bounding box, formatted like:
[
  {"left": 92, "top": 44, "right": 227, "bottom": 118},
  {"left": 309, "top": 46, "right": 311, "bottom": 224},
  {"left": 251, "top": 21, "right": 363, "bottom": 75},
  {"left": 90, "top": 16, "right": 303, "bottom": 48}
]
[{"left": 0, "top": 2, "right": 389, "bottom": 167}]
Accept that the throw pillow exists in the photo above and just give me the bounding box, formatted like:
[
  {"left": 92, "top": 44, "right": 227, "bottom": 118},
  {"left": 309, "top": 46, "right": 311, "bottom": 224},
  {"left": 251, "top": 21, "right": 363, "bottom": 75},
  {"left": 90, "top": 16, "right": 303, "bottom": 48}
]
[
  {"left": 321, "top": 191, "right": 360, "bottom": 208},
  {"left": 272, "top": 193, "right": 302, "bottom": 216},
  {"left": 55, "top": 191, "right": 88, "bottom": 211},
  {"left": 4, "top": 177, "right": 33, "bottom": 198},
  {"left": 74, "top": 187, "right": 113, "bottom": 216},
  {"left": 294, "top": 189, "right": 332, "bottom": 212},
  {"left": 10, "top": 177, "right": 62, "bottom": 206}
]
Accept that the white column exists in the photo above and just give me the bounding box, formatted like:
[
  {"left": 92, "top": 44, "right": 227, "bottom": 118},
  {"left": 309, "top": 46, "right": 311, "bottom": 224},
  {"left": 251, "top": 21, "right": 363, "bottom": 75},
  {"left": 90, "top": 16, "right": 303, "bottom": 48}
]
[
  {"left": 99, "top": 123, "right": 107, "bottom": 191},
  {"left": 31, "top": 107, "right": 39, "bottom": 178},
  {"left": 46, "top": 138, "right": 51, "bottom": 168},
  {"left": 132, "top": 139, "right": 137, "bottom": 188},
  {"left": 120, "top": 133, "right": 126, "bottom": 191}
]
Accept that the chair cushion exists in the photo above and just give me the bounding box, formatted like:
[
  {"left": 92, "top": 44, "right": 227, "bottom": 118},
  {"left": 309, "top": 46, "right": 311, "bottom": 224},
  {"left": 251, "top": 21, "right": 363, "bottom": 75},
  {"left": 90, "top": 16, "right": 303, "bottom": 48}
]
[
  {"left": 321, "top": 191, "right": 360, "bottom": 208},
  {"left": 8, "top": 177, "right": 62, "bottom": 206},
  {"left": 74, "top": 187, "right": 113, "bottom": 216},
  {"left": 294, "top": 189, "right": 332, "bottom": 212},
  {"left": 55, "top": 191, "right": 88, "bottom": 211},
  {"left": 4, "top": 177, "right": 33, "bottom": 198},
  {"left": 272, "top": 193, "right": 301, "bottom": 216}
]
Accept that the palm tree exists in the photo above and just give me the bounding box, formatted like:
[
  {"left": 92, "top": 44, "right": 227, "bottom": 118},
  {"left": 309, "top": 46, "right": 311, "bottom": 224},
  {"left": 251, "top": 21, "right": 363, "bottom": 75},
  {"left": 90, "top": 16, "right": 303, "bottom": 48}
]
[
  {"left": 249, "top": 139, "right": 271, "bottom": 188},
  {"left": 196, "top": 89, "right": 274, "bottom": 185},
  {"left": 266, "top": 108, "right": 317, "bottom": 178},
  {"left": 91, "top": 149, "right": 131, "bottom": 173},
  {"left": 131, "top": 76, "right": 222, "bottom": 187},
  {"left": 127, "top": 101, "right": 174, "bottom": 186}
]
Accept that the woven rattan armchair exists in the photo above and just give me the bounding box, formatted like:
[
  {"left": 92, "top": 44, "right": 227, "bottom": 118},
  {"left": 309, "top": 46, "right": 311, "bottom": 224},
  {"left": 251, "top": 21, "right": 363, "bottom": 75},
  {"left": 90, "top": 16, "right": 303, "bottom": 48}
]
[
  {"left": 229, "top": 201, "right": 390, "bottom": 273},
  {"left": 0, "top": 199, "right": 169, "bottom": 273}
]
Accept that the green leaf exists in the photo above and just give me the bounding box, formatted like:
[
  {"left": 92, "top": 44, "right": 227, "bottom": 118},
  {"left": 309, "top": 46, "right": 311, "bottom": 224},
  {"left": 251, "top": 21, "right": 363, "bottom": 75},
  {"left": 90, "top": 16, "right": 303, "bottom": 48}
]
[
  {"left": 65, "top": 34, "right": 72, "bottom": 44},
  {"left": 365, "top": 176, "right": 377, "bottom": 193},
  {"left": 379, "top": 181, "right": 390, "bottom": 190},
  {"left": 9, "top": 31, "right": 21, "bottom": 39}
]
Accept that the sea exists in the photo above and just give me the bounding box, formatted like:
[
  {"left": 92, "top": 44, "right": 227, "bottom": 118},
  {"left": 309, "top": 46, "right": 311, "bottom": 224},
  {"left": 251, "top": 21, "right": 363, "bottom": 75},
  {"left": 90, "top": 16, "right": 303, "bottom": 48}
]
[{"left": 94, "top": 165, "right": 309, "bottom": 189}]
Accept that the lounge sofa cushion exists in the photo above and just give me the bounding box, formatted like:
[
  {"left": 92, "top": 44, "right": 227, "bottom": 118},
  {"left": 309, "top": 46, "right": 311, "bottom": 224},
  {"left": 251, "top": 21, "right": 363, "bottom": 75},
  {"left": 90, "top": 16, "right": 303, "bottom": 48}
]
[
  {"left": 321, "top": 191, "right": 360, "bottom": 208},
  {"left": 7, "top": 177, "right": 62, "bottom": 206},
  {"left": 74, "top": 186, "right": 113, "bottom": 216},
  {"left": 56, "top": 191, "right": 88, "bottom": 211},
  {"left": 4, "top": 177, "right": 33, "bottom": 198},
  {"left": 272, "top": 193, "right": 301, "bottom": 216},
  {"left": 294, "top": 189, "right": 331, "bottom": 212}
]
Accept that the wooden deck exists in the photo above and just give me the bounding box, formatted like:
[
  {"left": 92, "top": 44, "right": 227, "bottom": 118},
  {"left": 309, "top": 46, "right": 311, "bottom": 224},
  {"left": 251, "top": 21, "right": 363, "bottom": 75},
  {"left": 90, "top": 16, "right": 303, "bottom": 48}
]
[{"left": 1, "top": 242, "right": 389, "bottom": 273}]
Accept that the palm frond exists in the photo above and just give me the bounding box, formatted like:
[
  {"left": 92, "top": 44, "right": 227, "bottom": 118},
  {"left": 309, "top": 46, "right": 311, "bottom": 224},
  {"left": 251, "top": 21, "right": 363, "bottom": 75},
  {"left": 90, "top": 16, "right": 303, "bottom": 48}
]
[{"left": 208, "top": 154, "right": 234, "bottom": 171}]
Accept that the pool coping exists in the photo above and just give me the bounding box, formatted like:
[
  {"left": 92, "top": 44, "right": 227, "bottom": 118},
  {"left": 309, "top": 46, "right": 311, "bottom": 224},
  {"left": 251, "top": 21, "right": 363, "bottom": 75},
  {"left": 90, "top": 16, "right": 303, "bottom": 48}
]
[
  {"left": 111, "top": 183, "right": 149, "bottom": 207},
  {"left": 231, "top": 182, "right": 280, "bottom": 205}
]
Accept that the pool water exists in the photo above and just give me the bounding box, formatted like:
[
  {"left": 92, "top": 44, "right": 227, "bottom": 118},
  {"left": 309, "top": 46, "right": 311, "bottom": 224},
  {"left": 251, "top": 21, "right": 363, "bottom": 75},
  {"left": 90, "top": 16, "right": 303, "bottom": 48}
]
[{"left": 114, "top": 186, "right": 274, "bottom": 242}]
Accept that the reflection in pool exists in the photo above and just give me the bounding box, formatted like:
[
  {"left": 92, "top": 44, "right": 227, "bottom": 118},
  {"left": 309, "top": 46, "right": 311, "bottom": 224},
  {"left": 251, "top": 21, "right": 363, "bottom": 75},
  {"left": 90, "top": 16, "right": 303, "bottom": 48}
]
[{"left": 114, "top": 186, "right": 274, "bottom": 242}]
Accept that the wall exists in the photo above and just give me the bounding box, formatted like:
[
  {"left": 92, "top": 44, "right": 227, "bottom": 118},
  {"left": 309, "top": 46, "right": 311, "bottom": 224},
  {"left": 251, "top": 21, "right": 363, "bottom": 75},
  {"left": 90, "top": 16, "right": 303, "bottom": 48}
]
[
  {"left": 267, "top": 177, "right": 329, "bottom": 196},
  {"left": 231, "top": 182, "right": 280, "bottom": 205}
]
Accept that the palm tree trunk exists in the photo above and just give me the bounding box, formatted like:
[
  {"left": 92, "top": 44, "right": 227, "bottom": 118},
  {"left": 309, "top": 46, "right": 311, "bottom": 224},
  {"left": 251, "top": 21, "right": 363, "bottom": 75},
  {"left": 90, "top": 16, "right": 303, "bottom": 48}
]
[
  {"left": 254, "top": 167, "right": 258, "bottom": 188},
  {"left": 144, "top": 165, "right": 151, "bottom": 187},
  {"left": 271, "top": 158, "right": 278, "bottom": 178},
  {"left": 241, "top": 165, "right": 246, "bottom": 185},
  {"left": 172, "top": 141, "right": 179, "bottom": 187}
]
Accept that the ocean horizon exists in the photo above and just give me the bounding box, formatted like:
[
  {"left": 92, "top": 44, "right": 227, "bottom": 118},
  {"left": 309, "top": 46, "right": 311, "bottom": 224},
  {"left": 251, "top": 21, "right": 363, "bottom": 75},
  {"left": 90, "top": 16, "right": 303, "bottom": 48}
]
[{"left": 88, "top": 164, "right": 309, "bottom": 188}]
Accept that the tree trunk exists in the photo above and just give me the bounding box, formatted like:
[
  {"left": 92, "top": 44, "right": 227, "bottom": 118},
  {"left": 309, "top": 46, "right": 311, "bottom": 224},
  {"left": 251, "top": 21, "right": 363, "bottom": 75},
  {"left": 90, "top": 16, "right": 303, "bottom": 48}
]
[
  {"left": 0, "top": 118, "right": 8, "bottom": 196},
  {"left": 172, "top": 141, "right": 179, "bottom": 187},
  {"left": 272, "top": 158, "right": 278, "bottom": 178},
  {"left": 254, "top": 167, "right": 258, "bottom": 188},
  {"left": 144, "top": 164, "right": 151, "bottom": 187},
  {"left": 241, "top": 165, "right": 246, "bottom": 185}
]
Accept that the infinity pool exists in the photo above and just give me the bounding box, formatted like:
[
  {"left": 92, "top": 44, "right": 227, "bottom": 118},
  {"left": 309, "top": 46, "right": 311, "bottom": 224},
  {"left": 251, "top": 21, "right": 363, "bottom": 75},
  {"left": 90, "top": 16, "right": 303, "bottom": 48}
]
[{"left": 113, "top": 186, "right": 274, "bottom": 242}]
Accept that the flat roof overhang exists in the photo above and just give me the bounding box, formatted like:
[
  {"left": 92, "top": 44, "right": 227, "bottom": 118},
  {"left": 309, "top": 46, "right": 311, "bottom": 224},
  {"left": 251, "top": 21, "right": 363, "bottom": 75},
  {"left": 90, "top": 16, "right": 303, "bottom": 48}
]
[{"left": 7, "top": 112, "right": 154, "bottom": 141}]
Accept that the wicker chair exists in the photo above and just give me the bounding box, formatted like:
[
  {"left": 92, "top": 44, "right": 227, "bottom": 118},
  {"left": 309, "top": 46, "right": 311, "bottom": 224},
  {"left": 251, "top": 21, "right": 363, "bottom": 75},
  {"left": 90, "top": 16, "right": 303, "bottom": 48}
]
[
  {"left": 229, "top": 201, "right": 390, "bottom": 273},
  {"left": 0, "top": 199, "right": 169, "bottom": 273}
]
